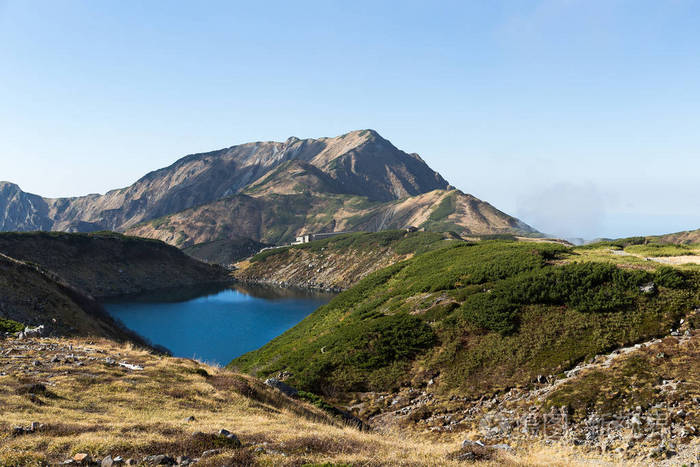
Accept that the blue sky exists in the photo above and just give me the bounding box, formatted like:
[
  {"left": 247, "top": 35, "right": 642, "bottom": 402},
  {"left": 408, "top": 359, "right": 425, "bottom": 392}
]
[{"left": 1, "top": 0, "right": 699, "bottom": 239}]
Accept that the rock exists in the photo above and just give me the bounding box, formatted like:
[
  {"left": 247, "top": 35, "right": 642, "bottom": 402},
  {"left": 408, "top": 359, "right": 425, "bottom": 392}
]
[
  {"left": 456, "top": 451, "right": 476, "bottom": 461},
  {"left": 125, "top": 459, "right": 136, "bottom": 466},
  {"left": 118, "top": 362, "right": 144, "bottom": 371},
  {"left": 461, "top": 439, "right": 484, "bottom": 449},
  {"left": 24, "top": 325, "right": 45, "bottom": 338},
  {"left": 143, "top": 454, "right": 175, "bottom": 465},
  {"left": 264, "top": 377, "right": 298, "bottom": 397},
  {"left": 218, "top": 429, "right": 242, "bottom": 447},
  {"left": 12, "top": 426, "right": 25, "bottom": 436},
  {"left": 183, "top": 415, "right": 196, "bottom": 422},
  {"left": 491, "top": 443, "right": 513, "bottom": 452},
  {"left": 30, "top": 421, "right": 41, "bottom": 432},
  {"left": 640, "top": 283, "right": 656, "bottom": 294},
  {"left": 32, "top": 360, "right": 41, "bottom": 366},
  {"left": 175, "top": 456, "right": 192, "bottom": 465},
  {"left": 73, "top": 453, "right": 91, "bottom": 465},
  {"left": 101, "top": 455, "right": 114, "bottom": 467},
  {"left": 201, "top": 449, "right": 220, "bottom": 458}
]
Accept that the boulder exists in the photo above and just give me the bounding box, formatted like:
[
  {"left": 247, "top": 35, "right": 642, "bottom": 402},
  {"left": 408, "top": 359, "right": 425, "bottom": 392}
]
[
  {"left": 23, "top": 325, "right": 45, "bottom": 338},
  {"left": 73, "top": 453, "right": 91, "bottom": 465},
  {"left": 264, "top": 377, "right": 298, "bottom": 397},
  {"left": 142, "top": 454, "right": 175, "bottom": 465},
  {"left": 200, "top": 449, "right": 220, "bottom": 458}
]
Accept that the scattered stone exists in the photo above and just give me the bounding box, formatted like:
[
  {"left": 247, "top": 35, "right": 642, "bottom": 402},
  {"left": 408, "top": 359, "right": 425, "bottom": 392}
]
[
  {"left": 175, "top": 455, "right": 193, "bottom": 465},
  {"left": 101, "top": 455, "right": 114, "bottom": 467},
  {"left": 143, "top": 454, "right": 175, "bottom": 465},
  {"left": 218, "top": 429, "right": 242, "bottom": 447},
  {"left": 183, "top": 415, "right": 196, "bottom": 422},
  {"left": 23, "top": 325, "right": 45, "bottom": 338},
  {"left": 200, "top": 449, "right": 220, "bottom": 458},
  {"left": 118, "top": 362, "right": 143, "bottom": 371},
  {"left": 264, "top": 377, "right": 298, "bottom": 397},
  {"left": 73, "top": 453, "right": 91, "bottom": 465},
  {"left": 461, "top": 439, "right": 485, "bottom": 449},
  {"left": 492, "top": 443, "right": 513, "bottom": 452}
]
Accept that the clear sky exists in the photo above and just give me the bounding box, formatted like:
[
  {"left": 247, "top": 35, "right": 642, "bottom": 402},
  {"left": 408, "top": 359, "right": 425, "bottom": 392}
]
[{"left": 1, "top": 0, "right": 699, "bottom": 239}]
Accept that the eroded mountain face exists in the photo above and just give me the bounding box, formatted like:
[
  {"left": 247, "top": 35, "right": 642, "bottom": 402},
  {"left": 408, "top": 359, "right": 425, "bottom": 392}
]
[{"left": 0, "top": 130, "right": 535, "bottom": 246}]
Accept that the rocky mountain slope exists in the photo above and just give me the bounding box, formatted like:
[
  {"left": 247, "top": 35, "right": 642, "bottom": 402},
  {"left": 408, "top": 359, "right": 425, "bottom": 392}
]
[
  {"left": 234, "top": 230, "right": 463, "bottom": 291},
  {"left": 0, "top": 232, "right": 229, "bottom": 298},
  {"left": 125, "top": 188, "right": 534, "bottom": 247},
  {"left": 0, "top": 130, "right": 536, "bottom": 250},
  {"left": 0, "top": 130, "right": 450, "bottom": 231},
  {"left": 0, "top": 254, "right": 147, "bottom": 342}
]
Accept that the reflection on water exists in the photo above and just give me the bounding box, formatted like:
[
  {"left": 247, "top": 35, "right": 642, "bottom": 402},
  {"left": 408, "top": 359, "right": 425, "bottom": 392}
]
[{"left": 103, "top": 284, "right": 334, "bottom": 365}]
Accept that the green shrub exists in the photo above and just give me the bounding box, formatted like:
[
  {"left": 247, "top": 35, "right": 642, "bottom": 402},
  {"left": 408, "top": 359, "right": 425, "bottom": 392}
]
[
  {"left": 0, "top": 318, "right": 23, "bottom": 333},
  {"left": 655, "top": 266, "right": 688, "bottom": 289}
]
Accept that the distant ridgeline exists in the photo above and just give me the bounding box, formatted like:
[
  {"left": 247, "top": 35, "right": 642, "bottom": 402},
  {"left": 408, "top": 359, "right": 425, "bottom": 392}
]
[{"left": 0, "top": 130, "right": 537, "bottom": 265}]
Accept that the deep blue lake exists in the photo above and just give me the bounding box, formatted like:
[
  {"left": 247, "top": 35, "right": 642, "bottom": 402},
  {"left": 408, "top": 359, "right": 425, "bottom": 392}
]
[{"left": 103, "top": 284, "right": 333, "bottom": 365}]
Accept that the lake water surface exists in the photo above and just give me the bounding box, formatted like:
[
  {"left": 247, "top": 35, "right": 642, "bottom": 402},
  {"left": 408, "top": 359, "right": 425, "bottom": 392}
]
[{"left": 104, "top": 284, "right": 333, "bottom": 365}]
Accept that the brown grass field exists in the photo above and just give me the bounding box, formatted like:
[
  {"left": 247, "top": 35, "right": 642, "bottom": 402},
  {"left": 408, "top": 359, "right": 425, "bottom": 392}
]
[{"left": 0, "top": 337, "right": 631, "bottom": 466}]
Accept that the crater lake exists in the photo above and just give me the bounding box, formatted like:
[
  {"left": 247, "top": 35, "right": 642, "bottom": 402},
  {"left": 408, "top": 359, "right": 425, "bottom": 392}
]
[{"left": 103, "top": 284, "right": 333, "bottom": 365}]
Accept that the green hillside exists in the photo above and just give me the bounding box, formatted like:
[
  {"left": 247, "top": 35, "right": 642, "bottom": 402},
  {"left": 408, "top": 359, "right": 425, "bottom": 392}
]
[{"left": 231, "top": 240, "right": 699, "bottom": 398}]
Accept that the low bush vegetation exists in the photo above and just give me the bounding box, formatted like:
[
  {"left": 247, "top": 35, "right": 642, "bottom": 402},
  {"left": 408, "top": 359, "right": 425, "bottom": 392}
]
[
  {"left": 232, "top": 240, "right": 699, "bottom": 398},
  {"left": 0, "top": 318, "right": 23, "bottom": 333}
]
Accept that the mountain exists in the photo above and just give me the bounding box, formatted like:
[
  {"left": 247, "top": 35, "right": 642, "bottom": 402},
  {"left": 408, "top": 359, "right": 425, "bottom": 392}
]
[
  {"left": 649, "top": 228, "right": 700, "bottom": 245},
  {"left": 0, "top": 130, "right": 536, "bottom": 248},
  {"left": 125, "top": 188, "right": 535, "bottom": 247},
  {"left": 0, "top": 182, "right": 52, "bottom": 231},
  {"left": 0, "top": 232, "right": 229, "bottom": 298}
]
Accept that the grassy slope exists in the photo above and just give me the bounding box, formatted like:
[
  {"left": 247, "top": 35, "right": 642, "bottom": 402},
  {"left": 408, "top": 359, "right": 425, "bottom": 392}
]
[
  {"left": 0, "top": 337, "right": 596, "bottom": 467},
  {"left": 235, "top": 230, "right": 461, "bottom": 290},
  {"left": 0, "top": 232, "right": 228, "bottom": 298},
  {"left": 231, "top": 240, "right": 698, "bottom": 399}
]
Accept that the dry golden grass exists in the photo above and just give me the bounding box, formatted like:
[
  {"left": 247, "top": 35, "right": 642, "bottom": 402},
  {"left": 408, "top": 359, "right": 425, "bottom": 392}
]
[{"left": 1, "top": 337, "right": 627, "bottom": 466}]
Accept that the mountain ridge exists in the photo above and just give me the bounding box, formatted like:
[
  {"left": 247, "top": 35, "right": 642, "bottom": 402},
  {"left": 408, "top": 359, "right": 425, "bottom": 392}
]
[{"left": 0, "top": 130, "right": 535, "bottom": 248}]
